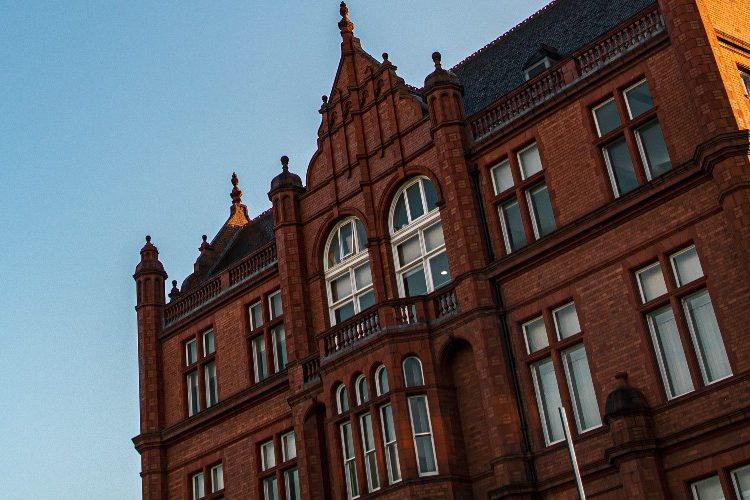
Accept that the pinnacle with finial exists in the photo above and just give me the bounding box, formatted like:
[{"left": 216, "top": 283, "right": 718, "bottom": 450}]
[
  {"left": 338, "top": 1, "right": 353, "bottom": 33},
  {"left": 230, "top": 171, "right": 243, "bottom": 205},
  {"left": 281, "top": 155, "right": 289, "bottom": 172},
  {"left": 432, "top": 51, "right": 442, "bottom": 69}
]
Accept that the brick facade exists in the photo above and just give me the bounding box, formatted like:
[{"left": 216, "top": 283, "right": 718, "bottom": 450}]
[{"left": 133, "top": 1, "right": 750, "bottom": 498}]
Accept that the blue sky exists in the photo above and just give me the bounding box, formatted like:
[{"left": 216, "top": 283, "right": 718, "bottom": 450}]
[{"left": 0, "top": 1, "right": 548, "bottom": 498}]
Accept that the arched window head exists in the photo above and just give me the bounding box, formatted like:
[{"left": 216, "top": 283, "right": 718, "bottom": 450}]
[
  {"left": 355, "top": 375, "right": 369, "bottom": 405},
  {"left": 336, "top": 384, "right": 349, "bottom": 414},
  {"left": 389, "top": 177, "right": 451, "bottom": 297},
  {"left": 324, "top": 217, "right": 375, "bottom": 325},
  {"left": 375, "top": 365, "right": 389, "bottom": 396},
  {"left": 403, "top": 356, "right": 424, "bottom": 387}
]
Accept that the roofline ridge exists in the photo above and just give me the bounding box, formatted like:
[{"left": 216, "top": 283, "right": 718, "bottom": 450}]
[{"left": 451, "top": 0, "right": 560, "bottom": 72}]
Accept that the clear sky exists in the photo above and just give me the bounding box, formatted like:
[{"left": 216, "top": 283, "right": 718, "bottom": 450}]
[{"left": 0, "top": 1, "right": 548, "bottom": 498}]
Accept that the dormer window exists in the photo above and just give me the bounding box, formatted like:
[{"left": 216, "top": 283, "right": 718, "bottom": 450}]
[
  {"left": 524, "top": 58, "right": 553, "bottom": 80},
  {"left": 523, "top": 44, "right": 560, "bottom": 81}
]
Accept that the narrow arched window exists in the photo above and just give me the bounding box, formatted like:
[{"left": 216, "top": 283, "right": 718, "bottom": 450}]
[
  {"left": 403, "top": 356, "right": 424, "bottom": 387},
  {"left": 389, "top": 177, "right": 451, "bottom": 297},
  {"left": 375, "top": 365, "right": 389, "bottom": 396},
  {"left": 324, "top": 217, "right": 375, "bottom": 325},
  {"left": 355, "top": 375, "right": 369, "bottom": 405},
  {"left": 336, "top": 385, "right": 349, "bottom": 414}
]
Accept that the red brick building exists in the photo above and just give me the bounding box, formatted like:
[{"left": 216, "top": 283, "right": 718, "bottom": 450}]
[{"left": 133, "top": 0, "right": 750, "bottom": 498}]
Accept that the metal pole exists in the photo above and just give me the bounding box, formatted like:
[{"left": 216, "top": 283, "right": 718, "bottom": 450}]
[{"left": 559, "top": 406, "right": 586, "bottom": 500}]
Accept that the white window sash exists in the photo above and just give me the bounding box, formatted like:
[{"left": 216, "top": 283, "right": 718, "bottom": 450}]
[{"left": 407, "top": 395, "right": 439, "bottom": 476}]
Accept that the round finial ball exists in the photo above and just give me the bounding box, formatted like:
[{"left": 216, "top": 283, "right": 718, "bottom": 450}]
[
  {"left": 322, "top": 95, "right": 328, "bottom": 104},
  {"left": 145, "top": 235, "right": 151, "bottom": 243},
  {"left": 281, "top": 155, "right": 289, "bottom": 167},
  {"left": 202, "top": 234, "right": 208, "bottom": 242},
  {"left": 382, "top": 52, "right": 389, "bottom": 61},
  {"left": 432, "top": 51, "right": 442, "bottom": 66},
  {"left": 172, "top": 280, "right": 178, "bottom": 286}
]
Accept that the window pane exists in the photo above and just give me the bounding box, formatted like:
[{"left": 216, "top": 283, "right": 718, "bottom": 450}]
[
  {"left": 564, "top": 344, "right": 601, "bottom": 431},
  {"left": 424, "top": 222, "right": 445, "bottom": 252},
  {"left": 742, "top": 72, "right": 750, "bottom": 95},
  {"left": 284, "top": 467, "right": 300, "bottom": 500},
  {"left": 187, "top": 371, "right": 199, "bottom": 416},
  {"left": 211, "top": 464, "right": 224, "bottom": 492},
  {"left": 415, "top": 435, "right": 437, "bottom": 474},
  {"left": 204, "top": 361, "right": 218, "bottom": 407},
  {"left": 253, "top": 336, "right": 268, "bottom": 382},
  {"left": 354, "top": 263, "right": 372, "bottom": 289},
  {"left": 380, "top": 404, "right": 401, "bottom": 483},
  {"left": 554, "top": 302, "right": 581, "bottom": 339},
  {"left": 523, "top": 316, "right": 549, "bottom": 353},
  {"left": 406, "top": 182, "right": 425, "bottom": 221},
  {"left": 404, "top": 357, "right": 424, "bottom": 387},
  {"left": 339, "top": 222, "right": 354, "bottom": 259},
  {"left": 250, "top": 302, "right": 263, "bottom": 330},
  {"left": 263, "top": 476, "right": 279, "bottom": 500},
  {"left": 525, "top": 59, "right": 548, "bottom": 79},
  {"left": 393, "top": 194, "right": 408, "bottom": 231},
  {"left": 671, "top": 246, "right": 703, "bottom": 286},
  {"left": 636, "top": 263, "right": 667, "bottom": 303},
  {"left": 528, "top": 183, "right": 556, "bottom": 237},
  {"left": 491, "top": 160, "right": 514, "bottom": 194},
  {"left": 532, "top": 358, "right": 564, "bottom": 444},
  {"left": 328, "top": 231, "right": 340, "bottom": 267},
  {"left": 637, "top": 120, "right": 671, "bottom": 179},
  {"left": 331, "top": 274, "right": 353, "bottom": 302},
  {"left": 354, "top": 218, "right": 367, "bottom": 252},
  {"left": 282, "top": 431, "right": 296, "bottom": 461},
  {"left": 272, "top": 325, "right": 287, "bottom": 372},
  {"left": 193, "top": 472, "right": 205, "bottom": 500},
  {"left": 593, "top": 99, "right": 621, "bottom": 136},
  {"left": 261, "top": 440, "right": 275, "bottom": 470},
  {"left": 732, "top": 464, "right": 750, "bottom": 500},
  {"left": 604, "top": 137, "right": 639, "bottom": 196},
  {"left": 186, "top": 339, "right": 198, "bottom": 365},
  {"left": 376, "top": 367, "right": 389, "bottom": 395},
  {"left": 269, "top": 292, "right": 283, "bottom": 319},
  {"left": 625, "top": 80, "right": 654, "bottom": 118},
  {"left": 684, "top": 290, "right": 731, "bottom": 383},
  {"left": 518, "top": 143, "right": 543, "bottom": 179},
  {"left": 397, "top": 235, "right": 422, "bottom": 266},
  {"left": 334, "top": 302, "right": 355, "bottom": 323},
  {"left": 429, "top": 252, "right": 451, "bottom": 289},
  {"left": 500, "top": 197, "right": 528, "bottom": 252},
  {"left": 423, "top": 178, "right": 439, "bottom": 212},
  {"left": 358, "top": 291, "right": 375, "bottom": 311},
  {"left": 692, "top": 475, "right": 724, "bottom": 500},
  {"left": 403, "top": 265, "right": 427, "bottom": 297},
  {"left": 337, "top": 386, "right": 349, "bottom": 413},
  {"left": 408, "top": 396, "right": 437, "bottom": 474},
  {"left": 648, "top": 307, "right": 694, "bottom": 398},
  {"left": 361, "top": 413, "right": 380, "bottom": 491},
  {"left": 203, "top": 330, "right": 215, "bottom": 356},
  {"left": 357, "top": 377, "right": 369, "bottom": 404}
]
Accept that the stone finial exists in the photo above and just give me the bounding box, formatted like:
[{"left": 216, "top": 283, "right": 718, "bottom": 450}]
[
  {"left": 382, "top": 52, "right": 389, "bottom": 62},
  {"left": 199, "top": 234, "right": 210, "bottom": 252},
  {"left": 227, "top": 171, "right": 250, "bottom": 227},
  {"left": 168, "top": 279, "right": 181, "bottom": 300},
  {"left": 145, "top": 235, "right": 152, "bottom": 243},
  {"left": 281, "top": 155, "right": 290, "bottom": 172},
  {"left": 134, "top": 235, "right": 167, "bottom": 279},
  {"left": 432, "top": 51, "right": 442, "bottom": 69},
  {"left": 338, "top": 1, "right": 354, "bottom": 34},
  {"left": 322, "top": 95, "right": 328, "bottom": 104}
]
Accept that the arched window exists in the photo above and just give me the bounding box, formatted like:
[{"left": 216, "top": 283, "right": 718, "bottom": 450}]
[
  {"left": 336, "top": 385, "right": 349, "bottom": 414},
  {"left": 403, "top": 356, "right": 424, "bottom": 387},
  {"left": 375, "top": 365, "right": 389, "bottom": 396},
  {"left": 389, "top": 177, "right": 451, "bottom": 297},
  {"left": 324, "top": 217, "right": 375, "bottom": 325},
  {"left": 355, "top": 375, "right": 369, "bottom": 405}
]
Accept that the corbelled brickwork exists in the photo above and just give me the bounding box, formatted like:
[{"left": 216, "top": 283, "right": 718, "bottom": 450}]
[{"left": 133, "top": 1, "right": 750, "bottom": 498}]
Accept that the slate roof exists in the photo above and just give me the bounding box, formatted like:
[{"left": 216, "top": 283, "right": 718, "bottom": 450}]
[{"left": 453, "top": 0, "right": 657, "bottom": 116}]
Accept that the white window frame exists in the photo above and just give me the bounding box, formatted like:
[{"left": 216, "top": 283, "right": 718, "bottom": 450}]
[
  {"left": 192, "top": 471, "right": 205, "bottom": 500},
  {"left": 524, "top": 57, "right": 553, "bottom": 80},
  {"left": 522, "top": 315, "right": 549, "bottom": 354},
  {"left": 741, "top": 70, "right": 750, "bottom": 96},
  {"left": 268, "top": 290, "right": 283, "bottom": 320},
  {"left": 562, "top": 343, "right": 602, "bottom": 433},
  {"left": 623, "top": 79, "right": 652, "bottom": 120},
  {"left": 525, "top": 182, "right": 555, "bottom": 239},
  {"left": 359, "top": 412, "right": 381, "bottom": 492},
  {"left": 263, "top": 475, "right": 278, "bottom": 500},
  {"left": 498, "top": 196, "right": 525, "bottom": 254},
  {"left": 691, "top": 474, "right": 723, "bottom": 500},
  {"left": 490, "top": 158, "right": 513, "bottom": 195},
  {"left": 284, "top": 466, "right": 300, "bottom": 500},
  {"left": 732, "top": 463, "right": 750, "bottom": 499},
  {"left": 517, "top": 142, "right": 544, "bottom": 180},
  {"left": 336, "top": 384, "right": 349, "bottom": 414},
  {"left": 602, "top": 137, "right": 630, "bottom": 198},
  {"left": 252, "top": 334, "right": 268, "bottom": 383},
  {"left": 355, "top": 374, "right": 369, "bottom": 405},
  {"left": 403, "top": 356, "right": 425, "bottom": 388},
  {"left": 634, "top": 118, "right": 668, "bottom": 181},
  {"left": 204, "top": 360, "right": 218, "bottom": 408},
  {"left": 635, "top": 261, "right": 666, "bottom": 304},
  {"left": 271, "top": 324, "right": 287, "bottom": 373},
  {"left": 374, "top": 365, "right": 389, "bottom": 396},
  {"left": 552, "top": 301, "right": 581, "bottom": 340},
  {"left": 407, "top": 395, "right": 439, "bottom": 477},
  {"left": 260, "top": 439, "right": 276, "bottom": 471},
  {"left": 210, "top": 463, "right": 224, "bottom": 493},
  {"left": 682, "top": 288, "right": 732, "bottom": 385},
  {"left": 646, "top": 305, "right": 694, "bottom": 400},
  {"left": 592, "top": 97, "right": 620, "bottom": 137},
  {"left": 531, "top": 357, "right": 565, "bottom": 446},
  {"left": 324, "top": 217, "right": 374, "bottom": 325},
  {"left": 389, "top": 176, "right": 449, "bottom": 298},
  {"left": 187, "top": 370, "right": 199, "bottom": 417},
  {"left": 669, "top": 245, "right": 703, "bottom": 287},
  {"left": 379, "top": 403, "right": 401, "bottom": 485},
  {"left": 340, "top": 422, "right": 360, "bottom": 500},
  {"left": 202, "top": 329, "right": 215, "bottom": 356},
  {"left": 281, "top": 431, "right": 296, "bottom": 462},
  {"left": 249, "top": 301, "right": 263, "bottom": 330},
  {"left": 186, "top": 338, "right": 197, "bottom": 366}
]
